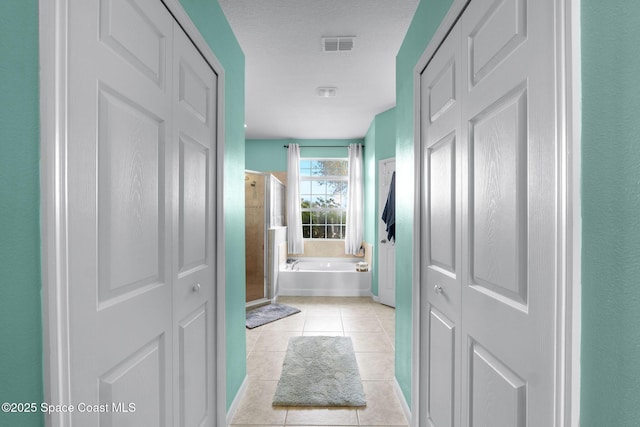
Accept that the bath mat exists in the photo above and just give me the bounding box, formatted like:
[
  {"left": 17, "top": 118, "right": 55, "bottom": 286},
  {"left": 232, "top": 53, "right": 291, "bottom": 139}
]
[
  {"left": 246, "top": 303, "right": 301, "bottom": 329},
  {"left": 272, "top": 336, "right": 366, "bottom": 407}
]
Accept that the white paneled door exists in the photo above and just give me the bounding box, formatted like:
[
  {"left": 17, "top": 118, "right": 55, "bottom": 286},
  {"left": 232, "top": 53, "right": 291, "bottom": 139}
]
[
  {"left": 378, "top": 158, "right": 396, "bottom": 307},
  {"left": 66, "top": 0, "right": 218, "bottom": 425},
  {"left": 419, "top": 0, "right": 558, "bottom": 425},
  {"left": 419, "top": 23, "right": 462, "bottom": 427}
]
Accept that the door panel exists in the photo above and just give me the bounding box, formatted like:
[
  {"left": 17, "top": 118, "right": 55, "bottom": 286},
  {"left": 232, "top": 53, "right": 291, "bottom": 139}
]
[
  {"left": 178, "top": 306, "right": 208, "bottom": 427},
  {"left": 419, "top": 21, "right": 462, "bottom": 427},
  {"left": 467, "top": 0, "right": 526, "bottom": 87},
  {"left": 469, "top": 86, "right": 528, "bottom": 306},
  {"left": 179, "top": 137, "right": 209, "bottom": 271},
  {"left": 428, "top": 134, "right": 456, "bottom": 272},
  {"left": 428, "top": 308, "right": 456, "bottom": 427},
  {"left": 172, "top": 22, "right": 218, "bottom": 427},
  {"left": 99, "top": 337, "right": 165, "bottom": 426},
  {"left": 468, "top": 340, "right": 526, "bottom": 427},
  {"left": 99, "top": 0, "right": 167, "bottom": 87},
  {"left": 461, "top": 0, "right": 556, "bottom": 424},
  {"left": 97, "top": 86, "right": 166, "bottom": 303}
]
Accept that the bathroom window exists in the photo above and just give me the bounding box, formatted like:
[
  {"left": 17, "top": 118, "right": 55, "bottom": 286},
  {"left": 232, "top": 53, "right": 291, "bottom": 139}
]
[{"left": 300, "top": 159, "right": 348, "bottom": 239}]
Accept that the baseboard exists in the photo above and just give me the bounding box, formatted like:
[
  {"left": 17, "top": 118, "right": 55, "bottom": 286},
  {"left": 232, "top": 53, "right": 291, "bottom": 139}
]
[
  {"left": 394, "top": 377, "right": 412, "bottom": 426},
  {"left": 226, "top": 375, "right": 248, "bottom": 426},
  {"left": 372, "top": 295, "right": 380, "bottom": 303}
]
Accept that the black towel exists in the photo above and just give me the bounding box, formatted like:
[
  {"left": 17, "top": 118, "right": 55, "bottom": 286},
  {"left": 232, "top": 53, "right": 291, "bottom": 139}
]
[{"left": 381, "top": 171, "right": 396, "bottom": 242}]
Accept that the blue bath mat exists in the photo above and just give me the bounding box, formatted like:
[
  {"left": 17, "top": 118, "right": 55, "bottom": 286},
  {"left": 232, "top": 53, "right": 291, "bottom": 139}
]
[{"left": 246, "top": 303, "right": 301, "bottom": 329}]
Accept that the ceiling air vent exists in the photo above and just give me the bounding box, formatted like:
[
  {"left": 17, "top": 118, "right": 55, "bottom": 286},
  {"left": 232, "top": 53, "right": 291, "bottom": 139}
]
[
  {"left": 317, "top": 87, "right": 338, "bottom": 98},
  {"left": 322, "top": 36, "right": 355, "bottom": 53}
]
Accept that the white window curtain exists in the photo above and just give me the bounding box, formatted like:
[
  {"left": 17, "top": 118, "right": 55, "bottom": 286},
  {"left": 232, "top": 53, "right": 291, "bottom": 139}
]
[
  {"left": 286, "top": 144, "right": 304, "bottom": 254},
  {"left": 345, "top": 144, "right": 364, "bottom": 255}
]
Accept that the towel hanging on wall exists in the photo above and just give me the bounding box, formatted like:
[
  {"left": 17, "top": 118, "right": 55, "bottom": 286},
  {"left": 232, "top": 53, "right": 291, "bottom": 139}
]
[{"left": 381, "top": 171, "right": 396, "bottom": 242}]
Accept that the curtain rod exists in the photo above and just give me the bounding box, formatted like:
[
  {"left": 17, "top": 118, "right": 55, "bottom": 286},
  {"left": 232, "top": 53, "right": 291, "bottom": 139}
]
[{"left": 282, "top": 144, "right": 363, "bottom": 149}]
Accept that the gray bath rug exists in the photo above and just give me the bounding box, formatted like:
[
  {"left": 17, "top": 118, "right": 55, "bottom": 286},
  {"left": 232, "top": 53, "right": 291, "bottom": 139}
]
[
  {"left": 246, "top": 303, "right": 301, "bottom": 329},
  {"left": 272, "top": 336, "right": 366, "bottom": 407}
]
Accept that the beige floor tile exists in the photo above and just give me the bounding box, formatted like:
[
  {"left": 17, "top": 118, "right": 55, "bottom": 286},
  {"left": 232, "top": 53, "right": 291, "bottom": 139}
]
[
  {"left": 302, "top": 331, "right": 345, "bottom": 337},
  {"left": 306, "top": 306, "right": 342, "bottom": 316},
  {"left": 372, "top": 304, "right": 395, "bottom": 317},
  {"left": 230, "top": 380, "right": 287, "bottom": 425},
  {"left": 355, "top": 352, "right": 395, "bottom": 380},
  {"left": 357, "top": 381, "right": 408, "bottom": 426},
  {"left": 278, "top": 296, "right": 308, "bottom": 305},
  {"left": 247, "top": 351, "right": 286, "bottom": 380},
  {"left": 246, "top": 327, "right": 263, "bottom": 355},
  {"left": 378, "top": 318, "right": 395, "bottom": 337},
  {"left": 233, "top": 297, "right": 401, "bottom": 427},
  {"left": 263, "top": 314, "right": 305, "bottom": 331},
  {"left": 253, "top": 331, "right": 302, "bottom": 352},
  {"left": 341, "top": 316, "right": 381, "bottom": 333},
  {"left": 349, "top": 332, "right": 394, "bottom": 353},
  {"left": 304, "top": 316, "right": 343, "bottom": 332},
  {"left": 340, "top": 305, "right": 375, "bottom": 317},
  {"left": 285, "top": 407, "right": 358, "bottom": 425}
]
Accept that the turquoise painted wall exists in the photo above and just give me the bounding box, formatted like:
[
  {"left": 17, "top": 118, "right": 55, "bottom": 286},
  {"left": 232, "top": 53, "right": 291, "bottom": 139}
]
[
  {"left": 581, "top": 1, "right": 640, "bottom": 425},
  {"left": 246, "top": 138, "right": 363, "bottom": 172},
  {"left": 395, "top": 0, "right": 454, "bottom": 405},
  {"left": 0, "top": 1, "right": 44, "bottom": 426},
  {"left": 179, "top": 0, "right": 247, "bottom": 411}
]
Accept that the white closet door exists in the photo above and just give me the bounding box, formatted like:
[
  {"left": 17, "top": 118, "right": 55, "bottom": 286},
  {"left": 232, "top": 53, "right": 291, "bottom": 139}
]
[
  {"left": 419, "top": 0, "right": 559, "bottom": 425},
  {"left": 459, "top": 0, "right": 557, "bottom": 425},
  {"left": 419, "top": 23, "right": 463, "bottom": 427},
  {"left": 66, "top": 0, "right": 218, "bottom": 425},
  {"left": 67, "top": 0, "right": 174, "bottom": 424},
  {"left": 171, "top": 23, "right": 218, "bottom": 427}
]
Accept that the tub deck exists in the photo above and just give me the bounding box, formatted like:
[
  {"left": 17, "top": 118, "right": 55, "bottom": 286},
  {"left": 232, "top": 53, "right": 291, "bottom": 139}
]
[{"left": 278, "top": 258, "right": 371, "bottom": 297}]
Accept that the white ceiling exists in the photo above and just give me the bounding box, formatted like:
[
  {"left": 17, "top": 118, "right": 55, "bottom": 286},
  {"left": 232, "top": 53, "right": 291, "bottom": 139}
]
[{"left": 218, "top": 0, "right": 418, "bottom": 140}]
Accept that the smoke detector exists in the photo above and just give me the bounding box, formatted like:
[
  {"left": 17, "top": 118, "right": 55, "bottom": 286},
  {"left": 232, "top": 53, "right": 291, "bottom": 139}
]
[
  {"left": 317, "top": 87, "right": 338, "bottom": 98},
  {"left": 322, "top": 36, "right": 355, "bottom": 53}
]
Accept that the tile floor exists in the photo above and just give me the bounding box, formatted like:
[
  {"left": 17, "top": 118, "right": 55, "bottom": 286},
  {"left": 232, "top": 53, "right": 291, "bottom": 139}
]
[{"left": 230, "top": 296, "right": 409, "bottom": 427}]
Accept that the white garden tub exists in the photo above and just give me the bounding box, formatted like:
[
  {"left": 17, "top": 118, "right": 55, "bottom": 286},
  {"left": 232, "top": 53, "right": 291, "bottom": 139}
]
[{"left": 278, "top": 258, "right": 371, "bottom": 297}]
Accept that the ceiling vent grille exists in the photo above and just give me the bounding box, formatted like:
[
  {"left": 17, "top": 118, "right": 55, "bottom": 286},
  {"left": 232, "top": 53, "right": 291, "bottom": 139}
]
[
  {"left": 317, "top": 87, "right": 338, "bottom": 97},
  {"left": 322, "top": 36, "right": 355, "bottom": 53}
]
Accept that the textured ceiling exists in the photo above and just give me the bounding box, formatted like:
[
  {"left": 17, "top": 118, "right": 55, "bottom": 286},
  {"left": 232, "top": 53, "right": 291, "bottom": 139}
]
[{"left": 218, "top": 0, "right": 418, "bottom": 139}]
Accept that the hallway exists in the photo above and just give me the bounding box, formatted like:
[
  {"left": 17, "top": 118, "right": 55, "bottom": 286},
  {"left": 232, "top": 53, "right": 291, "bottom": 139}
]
[{"left": 230, "top": 297, "right": 408, "bottom": 426}]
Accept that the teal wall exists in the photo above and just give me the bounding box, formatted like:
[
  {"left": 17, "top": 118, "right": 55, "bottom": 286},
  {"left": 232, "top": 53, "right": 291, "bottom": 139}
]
[
  {"left": 581, "top": 1, "right": 640, "bottom": 425},
  {"left": 246, "top": 138, "right": 363, "bottom": 172},
  {"left": 0, "top": 1, "right": 43, "bottom": 426},
  {"left": 363, "top": 108, "right": 396, "bottom": 296},
  {"left": 395, "top": 0, "right": 454, "bottom": 404},
  {"left": 179, "top": 0, "right": 247, "bottom": 411}
]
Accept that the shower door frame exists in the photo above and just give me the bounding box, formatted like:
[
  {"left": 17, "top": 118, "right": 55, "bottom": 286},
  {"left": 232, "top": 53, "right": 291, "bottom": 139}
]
[{"left": 245, "top": 170, "right": 271, "bottom": 308}]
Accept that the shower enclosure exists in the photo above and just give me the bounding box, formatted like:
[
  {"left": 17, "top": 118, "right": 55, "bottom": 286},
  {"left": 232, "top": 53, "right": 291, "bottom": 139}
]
[{"left": 245, "top": 170, "right": 285, "bottom": 307}]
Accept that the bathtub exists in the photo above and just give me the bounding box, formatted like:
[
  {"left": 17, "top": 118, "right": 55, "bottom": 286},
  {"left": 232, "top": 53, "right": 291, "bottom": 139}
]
[{"left": 278, "top": 258, "right": 371, "bottom": 297}]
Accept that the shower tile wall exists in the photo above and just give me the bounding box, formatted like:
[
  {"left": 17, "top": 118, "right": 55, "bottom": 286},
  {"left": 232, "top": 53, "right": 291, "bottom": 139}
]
[{"left": 246, "top": 173, "right": 266, "bottom": 302}]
